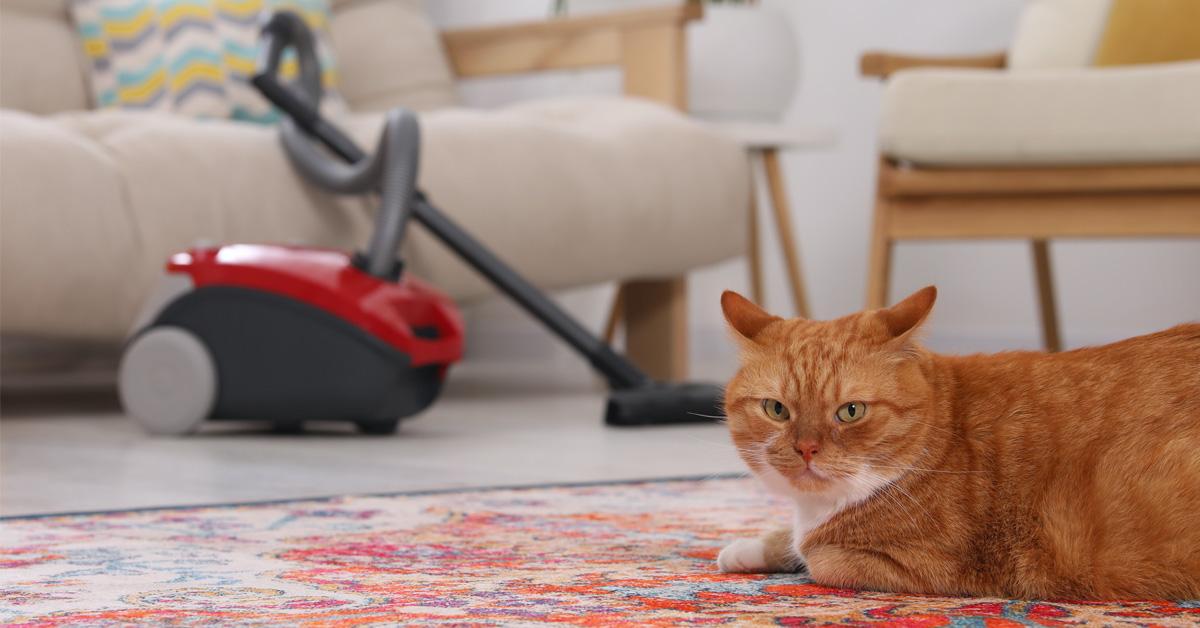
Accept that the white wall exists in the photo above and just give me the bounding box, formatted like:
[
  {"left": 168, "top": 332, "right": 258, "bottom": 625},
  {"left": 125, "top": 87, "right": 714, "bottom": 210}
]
[{"left": 427, "top": 0, "right": 1200, "bottom": 379}]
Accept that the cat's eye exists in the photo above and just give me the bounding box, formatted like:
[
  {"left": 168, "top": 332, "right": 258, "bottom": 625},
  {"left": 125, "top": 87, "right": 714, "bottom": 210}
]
[
  {"left": 835, "top": 402, "right": 867, "bottom": 423},
  {"left": 761, "top": 399, "right": 790, "bottom": 422}
]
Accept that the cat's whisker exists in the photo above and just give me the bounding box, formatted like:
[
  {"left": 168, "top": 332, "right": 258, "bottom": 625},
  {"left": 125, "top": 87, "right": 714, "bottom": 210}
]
[
  {"left": 728, "top": 444, "right": 767, "bottom": 462},
  {"left": 698, "top": 469, "right": 751, "bottom": 482},
  {"left": 858, "top": 468, "right": 927, "bottom": 533},
  {"left": 881, "top": 481, "right": 926, "bottom": 526},
  {"left": 858, "top": 468, "right": 912, "bottom": 503},
  {"left": 686, "top": 411, "right": 729, "bottom": 421},
  {"left": 851, "top": 471, "right": 918, "bottom": 531},
  {"left": 864, "top": 464, "right": 981, "bottom": 475},
  {"left": 908, "top": 421, "right": 955, "bottom": 436},
  {"left": 881, "top": 476, "right": 922, "bottom": 509},
  {"left": 738, "top": 452, "right": 770, "bottom": 467},
  {"left": 836, "top": 455, "right": 982, "bottom": 476},
  {"left": 681, "top": 434, "right": 736, "bottom": 450}
]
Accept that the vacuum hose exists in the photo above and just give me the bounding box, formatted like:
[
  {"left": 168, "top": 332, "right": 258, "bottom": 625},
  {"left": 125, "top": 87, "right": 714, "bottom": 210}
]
[
  {"left": 255, "top": 12, "right": 418, "bottom": 281},
  {"left": 253, "top": 11, "right": 727, "bottom": 424}
]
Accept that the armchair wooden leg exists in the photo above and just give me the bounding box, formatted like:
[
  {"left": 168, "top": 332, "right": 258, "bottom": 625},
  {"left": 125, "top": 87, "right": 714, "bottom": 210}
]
[
  {"left": 1031, "top": 239, "right": 1062, "bottom": 353},
  {"left": 622, "top": 277, "right": 688, "bottom": 381},
  {"left": 866, "top": 195, "right": 894, "bottom": 309}
]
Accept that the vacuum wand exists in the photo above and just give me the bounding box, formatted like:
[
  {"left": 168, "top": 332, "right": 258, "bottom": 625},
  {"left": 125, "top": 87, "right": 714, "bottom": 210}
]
[
  {"left": 253, "top": 11, "right": 725, "bottom": 425},
  {"left": 277, "top": 112, "right": 651, "bottom": 389},
  {"left": 415, "top": 196, "right": 728, "bottom": 426}
]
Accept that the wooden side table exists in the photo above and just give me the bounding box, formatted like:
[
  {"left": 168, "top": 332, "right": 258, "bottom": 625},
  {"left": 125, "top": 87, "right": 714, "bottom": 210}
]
[{"left": 603, "top": 123, "right": 835, "bottom": 342}]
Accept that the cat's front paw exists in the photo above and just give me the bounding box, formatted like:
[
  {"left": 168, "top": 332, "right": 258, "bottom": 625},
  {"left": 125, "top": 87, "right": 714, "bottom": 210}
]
[{"left": 717, "top": 538, "right": 768, "bottom": 573}]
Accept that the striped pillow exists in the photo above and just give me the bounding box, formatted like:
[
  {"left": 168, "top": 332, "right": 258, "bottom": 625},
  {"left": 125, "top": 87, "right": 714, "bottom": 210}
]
[{"left": 71, "top": 0, "right": 345, "bottom": 122}]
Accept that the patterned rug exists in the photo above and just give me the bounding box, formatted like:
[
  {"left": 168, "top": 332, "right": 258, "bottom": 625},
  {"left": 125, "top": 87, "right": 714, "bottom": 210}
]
[{"left": 2, "top": 477, "right": 1197, "bottom": 626}]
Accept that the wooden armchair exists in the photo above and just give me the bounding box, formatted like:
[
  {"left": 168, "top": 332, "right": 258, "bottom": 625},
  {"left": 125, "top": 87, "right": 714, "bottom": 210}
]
[
  {"left": 860, "top": 51, "right": 1200, "bottom": 352},
  {"left": 441, "top": 3, "right": 702, "bottom": 380}
]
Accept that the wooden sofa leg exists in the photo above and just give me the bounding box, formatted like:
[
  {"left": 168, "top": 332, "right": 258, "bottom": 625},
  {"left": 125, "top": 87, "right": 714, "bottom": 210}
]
[
  {"left": 1032, "top": 239, "right": 1062, "bottom": 353},
  {"left": 866, "top": 196, "right": 894, "bottom": 309},
  {"left": 602, "top": 285, "right": 625, "bottom": 345},
  {"left": 622, "top": 277, "right": 688, "bottom": 381}
]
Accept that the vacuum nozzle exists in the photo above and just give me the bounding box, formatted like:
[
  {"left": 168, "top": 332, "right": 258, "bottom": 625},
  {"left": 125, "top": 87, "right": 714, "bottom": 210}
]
[{"left": 604, "top": 382, "right": 725, "bottom": 426}]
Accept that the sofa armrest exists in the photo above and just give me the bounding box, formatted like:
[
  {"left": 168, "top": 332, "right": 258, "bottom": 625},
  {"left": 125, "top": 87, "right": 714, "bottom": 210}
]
[
  {"left": 860, "top": 51, "right": 1007, "bottom": 79},
  {"left": 441, "top": 2, "right": 702, "bottom": 107}
]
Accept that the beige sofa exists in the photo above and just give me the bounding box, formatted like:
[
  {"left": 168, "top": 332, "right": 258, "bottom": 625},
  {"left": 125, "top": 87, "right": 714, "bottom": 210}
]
[{"left": 0, "top": 0, "right": 749, "bottom": 380}]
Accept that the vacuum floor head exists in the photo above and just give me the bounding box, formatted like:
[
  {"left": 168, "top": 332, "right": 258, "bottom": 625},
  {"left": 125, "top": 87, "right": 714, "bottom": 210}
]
[{"left": 605, "top": 382, "right": 726, "bottom": 426}]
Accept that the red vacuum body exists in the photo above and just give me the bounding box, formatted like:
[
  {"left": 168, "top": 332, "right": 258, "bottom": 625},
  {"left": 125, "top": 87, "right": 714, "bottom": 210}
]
[
  {"left": 171, "top": 244, "right": 463, "bottom": 367},
  {"left": 120, "top": 243, "right": 463, "bottom": 435},
  {"left": 118, "top": 10, "right": 727, "bottom": 436}
]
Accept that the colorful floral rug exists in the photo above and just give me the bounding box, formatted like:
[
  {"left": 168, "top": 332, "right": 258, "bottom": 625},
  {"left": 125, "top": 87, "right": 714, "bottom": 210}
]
[{"left": 2, "top": 477, "right": 1197, "bottom": 626}]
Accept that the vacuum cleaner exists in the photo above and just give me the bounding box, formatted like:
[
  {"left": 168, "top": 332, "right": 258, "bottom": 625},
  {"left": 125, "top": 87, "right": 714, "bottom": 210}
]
[{"left": 118, "top": 11, "right": 724, "bottom": 435}]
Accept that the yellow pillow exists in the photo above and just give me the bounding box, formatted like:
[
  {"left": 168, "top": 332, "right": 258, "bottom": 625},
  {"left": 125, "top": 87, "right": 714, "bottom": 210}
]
[{"left": 1093, "top": 0, "right": 1200, "bottom": 66}]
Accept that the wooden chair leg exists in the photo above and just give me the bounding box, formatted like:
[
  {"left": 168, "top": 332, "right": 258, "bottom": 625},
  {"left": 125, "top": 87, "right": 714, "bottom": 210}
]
[
  {"left": 746, "top": 157, "right": 765, "bottom": 305},
  {"left": 1031, "top": 239, "right": 1062, "bottom": 352},
  {"left": 622, "top": 277, "right": 688, "bottom": 381},
  {"left": 866, "top": 194, "right": 894, "bottom": 309},
  {"left": 762, "top": 148, "right": 810, "bottom": 318}
]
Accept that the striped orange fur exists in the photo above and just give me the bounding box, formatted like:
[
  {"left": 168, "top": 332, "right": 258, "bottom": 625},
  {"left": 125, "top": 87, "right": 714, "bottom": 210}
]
[{"left": 717, "top": 286, "right": 1200, "bottom": 599}]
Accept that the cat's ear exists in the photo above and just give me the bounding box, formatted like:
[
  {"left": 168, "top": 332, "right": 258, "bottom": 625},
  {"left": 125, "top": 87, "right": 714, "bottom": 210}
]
[
  {"left": 879, "top": 286, "right": 936, "bottom": 340},
  {"left": 721, "top": 290, "right": 782, "bottom": 342}
]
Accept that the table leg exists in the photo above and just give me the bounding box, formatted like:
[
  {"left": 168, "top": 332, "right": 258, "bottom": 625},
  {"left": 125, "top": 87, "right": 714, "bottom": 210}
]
[
  {"left": 762, "top": 148, "right": 811, "bottom": 318},
  {"left": 747, "top": 152, "right": 765, "bottom": 305}
]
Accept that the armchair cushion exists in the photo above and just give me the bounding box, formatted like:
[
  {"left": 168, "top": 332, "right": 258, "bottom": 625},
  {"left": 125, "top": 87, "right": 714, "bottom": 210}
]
[
  {"left": 879, "top": 61, "right": 1200, "bottom": 166},
  {"left": 0, "top": 98, "right": 748, "bottom": 340},
  {"left": 1008, "top": 0, "right": 1112, "bottom": 70}
]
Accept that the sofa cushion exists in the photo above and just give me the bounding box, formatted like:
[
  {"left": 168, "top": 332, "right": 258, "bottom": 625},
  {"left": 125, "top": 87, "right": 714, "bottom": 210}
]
[
  {"left": 350, "top": 98, "right": 749, "bottom": 299},
  {"left": 0, "top": 110, "right": 142, "bottom": 338},
  {"left": 329, "top": 0, "right": 459, "bottom": 112},
  {"left": 0, "top": 0, "right": 91, "bottom": 113},
  {"left": 0, "top": 98, "right": 747, "bottom": 340},
  {"left": 879, "top": 61, "right": 1200, "bottom": 166}
]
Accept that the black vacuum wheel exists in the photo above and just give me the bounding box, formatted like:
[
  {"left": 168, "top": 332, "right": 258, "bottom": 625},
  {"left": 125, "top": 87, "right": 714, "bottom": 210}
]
[{"left": 355, "top": 419, "right": 400, "bottom": 435}]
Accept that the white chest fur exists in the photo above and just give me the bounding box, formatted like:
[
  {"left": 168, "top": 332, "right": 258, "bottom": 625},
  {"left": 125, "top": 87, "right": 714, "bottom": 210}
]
[
  {"left": 791, "top": 491, "right": 849, "bottom": 539},
  {"left": 717, "top": 465, "right": 887, "bottom": 574},
  {"left": 755, "top": 462, "right": 886, "bottom": 557}
]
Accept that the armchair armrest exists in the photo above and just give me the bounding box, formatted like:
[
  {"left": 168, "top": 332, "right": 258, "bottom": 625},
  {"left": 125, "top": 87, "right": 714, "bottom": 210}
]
[
  {"left": 860, "top": 50, "right": 1007, "bottom": 79},
  {"left": 441, "top": 3, "right": 702, "bottom": 108}
]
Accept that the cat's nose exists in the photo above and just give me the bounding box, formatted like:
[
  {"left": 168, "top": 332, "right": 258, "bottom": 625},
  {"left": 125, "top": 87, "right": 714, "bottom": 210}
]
[{"left": 793, "top": 440, "right": 819, "bottom": 462}]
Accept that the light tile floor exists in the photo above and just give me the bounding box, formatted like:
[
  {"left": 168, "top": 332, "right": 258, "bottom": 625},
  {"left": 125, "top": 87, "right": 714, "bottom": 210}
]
[{"left": 1, "top": 361, "right": 746, "bottom": 517}]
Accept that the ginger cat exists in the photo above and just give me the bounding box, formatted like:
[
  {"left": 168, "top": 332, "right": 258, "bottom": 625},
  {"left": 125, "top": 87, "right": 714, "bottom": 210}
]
[{"left": 717, "top": 286, "right": 1200, "bottom": 599}]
